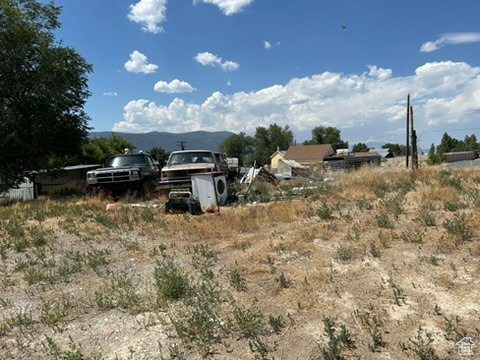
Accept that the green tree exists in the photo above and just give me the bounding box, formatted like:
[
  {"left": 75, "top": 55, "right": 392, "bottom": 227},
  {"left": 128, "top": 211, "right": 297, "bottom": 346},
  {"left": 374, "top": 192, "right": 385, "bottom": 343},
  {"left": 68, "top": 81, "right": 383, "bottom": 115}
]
[
  {"left": 382, "top": 143, "right": 406, "bottom": 156},
  {"left": 464, "top": 134, "right": 479, "bottom": 151},
  {"left": 149, "top": 146, "right": 170, "bottom": 165},
  {"left": 304, "top": 126, "right": 348, "bottom": 150},
  {"left": 220, "top": 132, "right": 255, "bottom": 166},
  {"left": 0, "top": 0, "right": 92, "bottom": 191},
  {"left": 80, "top": 134, "right": 136, "bottom": 164},
  {"left": 352, "top": 142, "right": 370, "bottom": 153},
  {"left": 436, "top": 132, "right": 460, "bottom": 153},
  {"left": 253, "top": 124, "right": 293, "bottom": 165}
]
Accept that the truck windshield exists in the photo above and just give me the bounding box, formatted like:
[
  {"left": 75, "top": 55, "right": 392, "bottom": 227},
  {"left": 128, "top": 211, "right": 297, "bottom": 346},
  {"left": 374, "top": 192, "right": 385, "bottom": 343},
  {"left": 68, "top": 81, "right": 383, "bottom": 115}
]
[
  {"left": 168, "top": 152, "right": 214, "bottom": 165},
  {"left": 106, "top": 155, "right": 147, "bottom": 167}
]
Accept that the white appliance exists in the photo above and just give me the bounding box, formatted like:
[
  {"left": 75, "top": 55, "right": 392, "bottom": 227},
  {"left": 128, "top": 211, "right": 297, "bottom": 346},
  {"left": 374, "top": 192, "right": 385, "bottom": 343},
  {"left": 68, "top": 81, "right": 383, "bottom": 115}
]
[{"left": 191, "top": 173, "right": 228, "bottom": 210}]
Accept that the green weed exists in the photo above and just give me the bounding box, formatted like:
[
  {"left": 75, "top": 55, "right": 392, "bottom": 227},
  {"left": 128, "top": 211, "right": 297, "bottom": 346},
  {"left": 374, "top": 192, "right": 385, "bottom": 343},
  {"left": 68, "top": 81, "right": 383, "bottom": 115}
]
[
  {"left": 154, "top": 257, "right": 191, "bottom": 302},
  {"left": 443, "top": 213, "right": 472, "bottom": 241},
  {"left": 376, "top": 214, "right": 393, "bottom": 229},
  {"left": 317, "top": 203, "right": 333, "bottom": 220},
  {"left": 400, "top": 326, "right": 438, "bottom": 360},
  {"left": 415, "top": 211, "right": 436, "bottom": 227},
  {"left": 335, "top": 245, "right": 353, "bottom": 262},
  {"left": 276, "top": 272, "right": 291, "bottom": 288},
  {"left": 388, "top": 277, "right": 407, "bottom": 306},
  {"left": 40, "top": 294, "right": 76, "bottom": 328},
  {"left": 354, "top": 306, "right": 385, "bottom": 352},
  {"left": 320, "top": 317, "right": 355, "bottom": 359},
  {"left": 268, "top": 314, "right": 284, "bottom": 334},
  {"left": 229, "top": 268, "right": 247, "bottom": 292}
]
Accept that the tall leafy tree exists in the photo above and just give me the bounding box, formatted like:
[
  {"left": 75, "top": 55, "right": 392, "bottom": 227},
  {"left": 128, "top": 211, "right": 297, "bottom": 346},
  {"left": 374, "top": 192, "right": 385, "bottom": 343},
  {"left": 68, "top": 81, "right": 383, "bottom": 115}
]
[
  {"left": 0, "top": 0, "right": 92, "bottom": 191},
  {"left": 149, "top": 146, "right": 170, "bottom": 166},
  {"left": 436, "top": 132, "right": 461, "bottom": 153},
  {"left": 220, "top": 132, "right": 255, "bottom": 166},
  {"left": 382, "top": 143, "right": 406, "bottom": 156},
  {"left": 253, "top": 124, "right": 293, "bottom": 165},
  {"left": 464, "top": 134, "right": 479, "bottom": 151},
  {"left": 351, "top": 142, "right": 370, "bottom": 153},
  {"left": 79, "top": 135, "right": 136, "bottom": 164},
  {"left": 304, "top": 126, "right": 348, "bottom": 150}
]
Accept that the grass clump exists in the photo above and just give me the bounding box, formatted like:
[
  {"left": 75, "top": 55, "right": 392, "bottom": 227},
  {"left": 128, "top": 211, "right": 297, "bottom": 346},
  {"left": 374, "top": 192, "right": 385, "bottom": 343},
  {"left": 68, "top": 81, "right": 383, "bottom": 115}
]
[
  {"left": 354, "top": 306, "right": 386, "bottom": 352},
  {"left": 154, "top": 257, "right": 191, "bottom": 303},
  {"left": 376, "top": 214, "right": 393, "bottom": 229},
  {"left": 95, "top": 270, "right": 142, "bottom": 314},
  {"left": 317, "top": 203, "right": 333, "bottom": 220},
  {"left": 443, "top": 213, "right": 472, "bottom": 242},
  {"left": 320, "top": 317, "right": 355, "bottom": 359},
  {"left": 400, "top": 326, "right": 438, "bottom": 360},
  {"left": 415, "top": 211, "right": 436, "bottom": 227},
  {"left": 335, "top": 245, "right": 354, "bottom": 262},
  {"left": 228, "top": 267, "right": 247, "bottom": 292}
]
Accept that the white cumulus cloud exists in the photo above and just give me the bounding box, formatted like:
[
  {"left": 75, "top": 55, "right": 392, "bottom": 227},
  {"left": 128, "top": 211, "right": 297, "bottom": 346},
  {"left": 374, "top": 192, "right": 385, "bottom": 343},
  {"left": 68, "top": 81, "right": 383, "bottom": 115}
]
[
  {"left": 154, "top": 79, "right": 196, "bottom": 93},
  {"left": 128, "top": 0, "right": 167, "bottom": 34},
  {"left": 103, "top": 92, "right": 118, "bottom": 96},
  {"left": 193, "top": 0, "right": 254, "bottom": 15},
  {"left": 367, "top": 65, "right": 392, "bottom": 80},
  {"left": 264, "top": 40, "right": 280, "bottom": 50},
  {"left": 193, "top": 52, "right": 239, "bottom": 71},
  {"left": 124, "top": 51, "right": 158, "bottom": 74},
  {"left": 113, "top": 61, "right": 480, "bottom": 147},
  {"left": 420, "top": 32, "right": 480, "bottom": 52}
]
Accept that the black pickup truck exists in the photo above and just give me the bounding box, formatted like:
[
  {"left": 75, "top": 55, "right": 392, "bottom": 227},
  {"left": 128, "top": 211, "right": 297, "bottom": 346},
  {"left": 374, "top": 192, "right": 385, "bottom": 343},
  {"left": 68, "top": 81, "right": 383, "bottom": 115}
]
[{"left": 86, "top": 153, "right": 160, "bottom": 194}]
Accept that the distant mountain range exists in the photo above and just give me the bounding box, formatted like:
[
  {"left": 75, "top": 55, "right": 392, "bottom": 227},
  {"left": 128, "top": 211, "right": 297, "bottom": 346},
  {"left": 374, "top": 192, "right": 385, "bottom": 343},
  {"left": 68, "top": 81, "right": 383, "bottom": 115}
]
[{"left": 89, "top": 131, "right": 235, "bottom": 153}]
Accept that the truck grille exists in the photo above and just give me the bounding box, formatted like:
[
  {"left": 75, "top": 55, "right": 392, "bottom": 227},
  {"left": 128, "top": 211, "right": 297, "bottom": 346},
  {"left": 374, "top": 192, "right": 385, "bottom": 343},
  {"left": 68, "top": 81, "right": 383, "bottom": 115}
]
[
  {"left": 164, "top": 169, "right": 209, "bottom": 180},
  {"left": 96, "top": 170, "right": 131, "bottom": 183}
]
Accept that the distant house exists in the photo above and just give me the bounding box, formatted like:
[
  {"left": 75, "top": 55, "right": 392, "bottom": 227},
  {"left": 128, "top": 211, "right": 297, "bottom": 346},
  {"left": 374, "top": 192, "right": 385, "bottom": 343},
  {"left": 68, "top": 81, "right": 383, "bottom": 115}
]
[
  {"left": 276, "top": 158, "right": 309, "bottom": 178},
  {"left": 284, "top": 144, "right": 335, "bottom": 166},
  {"left": 369, "top": 148, "right": 395, "bottom": 158},
  {"left": 324, "top": 151, "right": 382, "bottom": 171},
  {"left": 270, "top": 148, "right": 287, "bottom": 173}
]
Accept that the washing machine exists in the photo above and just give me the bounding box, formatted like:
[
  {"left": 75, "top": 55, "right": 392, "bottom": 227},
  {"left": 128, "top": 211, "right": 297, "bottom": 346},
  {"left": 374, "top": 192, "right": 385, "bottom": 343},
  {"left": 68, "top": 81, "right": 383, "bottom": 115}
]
[{"left": 191, "top": 172, "right": 228, "bottom": 210}]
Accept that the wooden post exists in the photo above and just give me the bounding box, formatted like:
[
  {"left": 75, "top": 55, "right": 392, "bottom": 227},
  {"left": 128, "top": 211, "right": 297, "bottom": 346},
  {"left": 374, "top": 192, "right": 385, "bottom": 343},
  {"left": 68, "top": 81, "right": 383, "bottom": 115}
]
[
  {"left": 410, "top": 106, "right": 414, "bottom": 169},
  {"left": 406, "top": 94, "right": 410, "bottom": 168},
  {"left": 412, "top": 130, "right": 418, "bottom": 170}
]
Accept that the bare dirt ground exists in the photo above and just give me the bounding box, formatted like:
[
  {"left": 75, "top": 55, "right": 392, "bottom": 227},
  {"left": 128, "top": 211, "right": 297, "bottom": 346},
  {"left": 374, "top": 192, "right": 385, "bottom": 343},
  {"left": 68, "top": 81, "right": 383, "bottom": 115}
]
[{"left": 0, "top": 163, "right": 479, "bottom": 360}]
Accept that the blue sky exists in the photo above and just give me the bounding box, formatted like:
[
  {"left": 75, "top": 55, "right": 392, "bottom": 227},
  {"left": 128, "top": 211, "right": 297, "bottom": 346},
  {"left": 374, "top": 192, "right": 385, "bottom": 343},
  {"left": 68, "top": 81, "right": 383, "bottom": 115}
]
[{"left": 53, "top": 0, "right": 480, "bottom": 149}]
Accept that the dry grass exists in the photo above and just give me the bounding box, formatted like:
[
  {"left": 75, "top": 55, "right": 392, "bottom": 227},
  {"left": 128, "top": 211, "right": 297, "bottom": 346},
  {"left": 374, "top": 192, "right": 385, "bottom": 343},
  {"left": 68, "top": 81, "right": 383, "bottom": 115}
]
[{"left": 0, "top": 165, "right": 479, "bottom": 359}]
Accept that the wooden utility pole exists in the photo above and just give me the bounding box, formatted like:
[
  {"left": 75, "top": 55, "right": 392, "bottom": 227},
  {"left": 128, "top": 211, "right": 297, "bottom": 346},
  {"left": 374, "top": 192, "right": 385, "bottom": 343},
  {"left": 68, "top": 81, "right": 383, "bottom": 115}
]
[
  {"left": 410, "top": 106, "right": 418, "bottom": 170},
  {"left": 406, "top": 94, "right": 410, "bottom": 168},
  {"left": 177, "top": 141, "right": 187, "bottom": 150}
]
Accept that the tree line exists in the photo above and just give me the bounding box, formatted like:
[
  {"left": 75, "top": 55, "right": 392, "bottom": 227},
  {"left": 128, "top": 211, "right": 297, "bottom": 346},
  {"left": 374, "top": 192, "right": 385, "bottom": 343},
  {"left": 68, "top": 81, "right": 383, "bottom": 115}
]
[{"left": 428, "top": 133, "right": 479, "bottom": 164}]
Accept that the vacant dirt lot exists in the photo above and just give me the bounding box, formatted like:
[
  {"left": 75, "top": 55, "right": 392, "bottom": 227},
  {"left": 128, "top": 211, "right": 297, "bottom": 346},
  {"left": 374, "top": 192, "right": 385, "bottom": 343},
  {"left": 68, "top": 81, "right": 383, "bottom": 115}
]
[{"left": 0, "top": 164, "right": 479, "bottom": 359}]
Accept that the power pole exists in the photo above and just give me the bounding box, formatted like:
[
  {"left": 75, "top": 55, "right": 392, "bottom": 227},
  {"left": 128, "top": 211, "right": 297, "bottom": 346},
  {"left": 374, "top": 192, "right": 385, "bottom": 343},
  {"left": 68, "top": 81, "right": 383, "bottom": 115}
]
[
  {"left": 177, "top": 141, "right": 187, "bottom": 150},
  {"left": 406, "top": 94, "right": 410, "bottom": 168},
  {"left": 410, "top": 106, "right": 418, "bottom": 170}
]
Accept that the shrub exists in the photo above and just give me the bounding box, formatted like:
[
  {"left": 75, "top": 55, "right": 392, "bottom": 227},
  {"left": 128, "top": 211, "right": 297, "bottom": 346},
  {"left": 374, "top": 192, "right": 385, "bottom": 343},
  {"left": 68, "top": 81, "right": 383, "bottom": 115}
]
[{"left": 154, "top": 258, "right": 191, "bottom": 302}]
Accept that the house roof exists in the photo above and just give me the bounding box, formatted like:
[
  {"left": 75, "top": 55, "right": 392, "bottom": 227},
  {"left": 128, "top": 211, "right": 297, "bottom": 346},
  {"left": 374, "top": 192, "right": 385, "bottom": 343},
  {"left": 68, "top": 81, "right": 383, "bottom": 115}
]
[
  {"left": 270, "top": 150, "right": 286, "bottom": 159},
  {"left": 369, "top": 148, "right": 393, "bottom": 158},
  {"left": 279, "top": 158, "right": 308, "bottom": 169},
  {"left": 284, "top": 144, "right": 335, "bottom": 164},
  {"left": 351, "top": 152, "right": 382, "bottom": 158}
]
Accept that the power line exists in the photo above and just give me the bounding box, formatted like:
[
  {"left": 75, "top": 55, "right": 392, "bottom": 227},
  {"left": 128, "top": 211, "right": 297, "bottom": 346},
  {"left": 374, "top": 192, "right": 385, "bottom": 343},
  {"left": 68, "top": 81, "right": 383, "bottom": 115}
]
[
  {"left": 352, "top": 127, "right": 480, "bottom": 144},
  {"left": 419, "top": 127, "right": 480, "bottom": 134}
]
